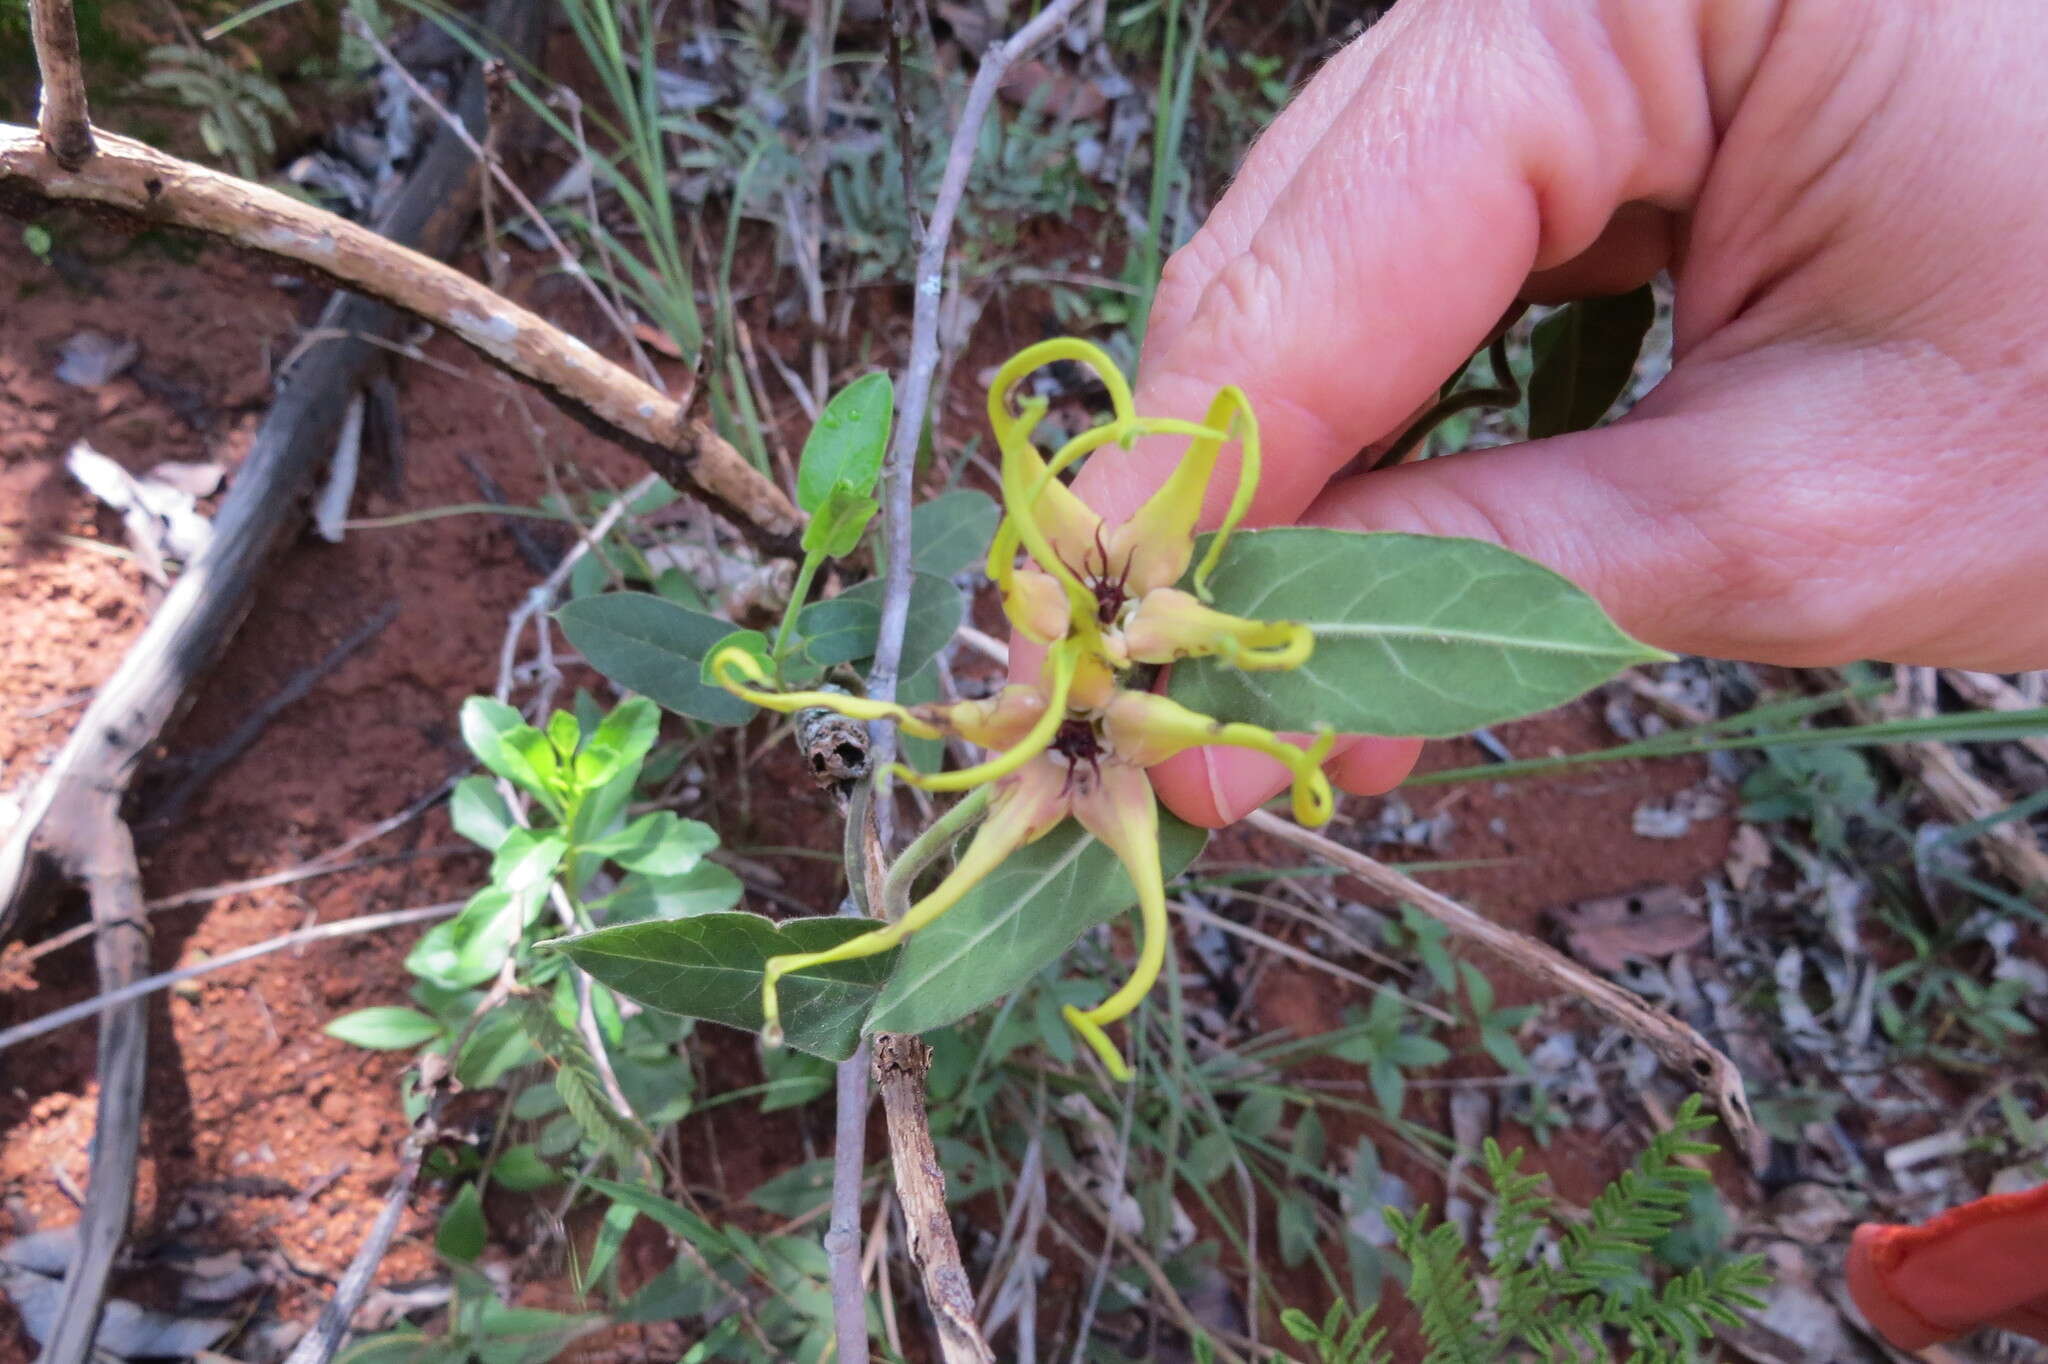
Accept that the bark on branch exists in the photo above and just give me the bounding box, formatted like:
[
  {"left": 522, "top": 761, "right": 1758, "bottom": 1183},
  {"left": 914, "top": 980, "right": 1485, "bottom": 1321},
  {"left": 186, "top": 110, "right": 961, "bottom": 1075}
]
[
  {"left": 0, "top": 127, "right": 800, "bottom": 552},
  {"left": 27, "top": 0, "right": 94, "bottom": 169}
]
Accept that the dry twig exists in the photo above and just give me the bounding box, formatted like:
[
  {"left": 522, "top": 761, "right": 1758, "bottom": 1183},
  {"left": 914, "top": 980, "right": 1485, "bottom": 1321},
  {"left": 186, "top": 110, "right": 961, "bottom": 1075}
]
[
  {"left": 1244, "top": 809, "right": 1766, "bottom": 1167},
  {"left": 0, "top": 129, "right": 798, "bottom": 549},
  {"left": 872, "top": 1034, "right": 995, "bottom": 1364},
  {"left": 26, "top": 0, "right": 92, "bottom": 168}
]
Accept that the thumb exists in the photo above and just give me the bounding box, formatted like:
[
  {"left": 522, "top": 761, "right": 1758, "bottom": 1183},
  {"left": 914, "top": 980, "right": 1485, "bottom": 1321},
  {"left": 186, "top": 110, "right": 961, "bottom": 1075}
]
[{"left": 1073, "top": 0, "right": 1771, "bottom": 827}]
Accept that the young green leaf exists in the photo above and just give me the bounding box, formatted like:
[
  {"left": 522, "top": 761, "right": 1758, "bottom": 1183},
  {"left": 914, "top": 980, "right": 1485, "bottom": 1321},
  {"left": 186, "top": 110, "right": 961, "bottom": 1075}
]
[
  {"left": 491, "top": 830, "right": 568, "bottom": 893},
  {"left": 460, "top": 698, "right": 560, "bottom": 810},
  {"left": 1167, "top": 529, "right": 1670, "bottom": 736},
  {"left": 602, "top": 863, "right": 745, "bottom": 920},
  {"left": 450, "top": 776, "right": 515, "bottom": 852},
  {"left": 799, "top": 482, "right": 879, "bottom": 558},
  {"left": 325, "top": 1006, "right": 443, "bottom": 1051},
  {"left": 576, "top": 696, "right": 661, "bottom": 789},
  {"left": 436, "top": 1183, "right": 486, "bottom": 1263},
  {"left": 909, "top": 488, "right": 1000, "bottom": 578},
  {"left": 555, "top": 593, "right": 755, "bottom": 725},
  {"left": 493, "top": 1145, "right": 561, "bottom": 1192},
  {"left": 796, "top": 371, "right": 893, "bottom": 512},
  {"left": 863, "top": 815, "right": 1208, "bottom": 1035},
  {"left": 1526, "top": 286, "right": 1656, "bottom": 439},
  {"left": 583, "top": 812, "right": 717, "bottom": 876},
  {"left": 546, "top": 914, "right": 900, "bottom": 1061}
]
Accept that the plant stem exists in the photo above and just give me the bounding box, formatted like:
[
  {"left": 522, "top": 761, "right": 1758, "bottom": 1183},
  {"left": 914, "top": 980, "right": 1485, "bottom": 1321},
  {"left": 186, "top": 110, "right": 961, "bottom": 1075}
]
[
  {"left": 880, "top": 783, "right": 993, "bottom": 919},
  {"left": 771, "top": 551, "right": 826, "bottom": 674}
]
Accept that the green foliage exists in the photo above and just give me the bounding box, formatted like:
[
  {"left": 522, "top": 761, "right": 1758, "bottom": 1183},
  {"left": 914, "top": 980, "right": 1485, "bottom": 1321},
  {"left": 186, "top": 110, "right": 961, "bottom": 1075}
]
[
  {"left": 141, "top": 44, "right": 291, "bottom": 180},
  {"left": 864, "top": 815, "right": 1210, "bottom": 1035},
  {"left": 1384, "top": 1096, "right": 1768, "bottom": 1363},
  {"left": 1167, "top": 529, "right": 1670, "bottom": 736},
  {"left": 1526, "top": 287, "right": 1658, "bottom": 440},
  {"left": 546, "top": 914, "right": 899, "bottom": 1061},
  {"left": 795, "top": 371, "right": 892, "bottom": 514}
]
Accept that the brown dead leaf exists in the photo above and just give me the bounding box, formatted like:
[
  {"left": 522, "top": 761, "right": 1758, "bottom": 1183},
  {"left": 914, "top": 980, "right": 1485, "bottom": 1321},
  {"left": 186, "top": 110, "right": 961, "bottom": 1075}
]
[
  {"left": 999, "top": 59, "right": 1107, "bottom": 121},
  {"left": 631, "top": 321, "right": 687, "bottom": 360},
  {"left": 1552, "top": 885, "right": 1707, "bottom": 972},
  {"left": 1726, "top": 822, "right": 1772, "bottom": 891}
]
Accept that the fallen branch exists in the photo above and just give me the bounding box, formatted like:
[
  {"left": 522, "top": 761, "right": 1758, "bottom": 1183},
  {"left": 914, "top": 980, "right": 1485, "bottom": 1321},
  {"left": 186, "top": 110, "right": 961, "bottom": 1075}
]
[
  {"left": 1244, "top": 809, "right": 1766, "bottom": 1168},
  {"left": 26, "top": 0, "right": 92, "bottom": 168},
  {"left": 872, "top": 1034, "right": 996, "bottom": 1364},
  {"left": 1, "top": 13, "right": 542, "bottom": 1359},
  {"left": 0, "top": 135, "right": 798, "bottom": 550},
  {"left": 1840, "top": 667, "right": 2048, "bottom": 900}
]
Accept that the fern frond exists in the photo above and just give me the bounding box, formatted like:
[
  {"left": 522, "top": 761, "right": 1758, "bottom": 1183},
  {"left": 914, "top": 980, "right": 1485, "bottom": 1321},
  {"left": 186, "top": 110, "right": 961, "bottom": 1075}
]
[{"left": 514, "top": 998, "right": 652, "bottom": 1164}]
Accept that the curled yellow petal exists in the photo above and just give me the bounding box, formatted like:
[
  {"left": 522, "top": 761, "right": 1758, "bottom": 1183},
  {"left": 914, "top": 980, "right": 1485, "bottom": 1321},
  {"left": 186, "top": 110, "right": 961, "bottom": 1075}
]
[
  {"left": 1062, "top": 763, "right": 1165, "bottom": 1082},
  {"left": 890, "top": 639, "right": 1080, "bottom": 793},
  {"left": 1102, "top": 690, "right": 1337, "bottom": 827},
  {"left": 1121, "top": 588, "right": 1313, "bottom": 671},
  {"left": 931, "top": 684, "right": 1047, "bottom": 751},
  {"left": 710, "top": 646, "right": 944, "bottom": 740}
]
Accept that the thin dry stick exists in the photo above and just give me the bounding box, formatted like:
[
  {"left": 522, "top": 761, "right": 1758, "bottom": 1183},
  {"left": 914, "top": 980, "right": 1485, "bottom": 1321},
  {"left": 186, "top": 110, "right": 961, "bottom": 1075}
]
[
  {"left": 0, "top": 125, "right": 798, "bottom": 551},
  {"left": 828, "top": 783, "right": 884, "bottom": 1364},
  {"left": 1844, "top": 667, "right": 2048, "bottom": 899},
  {"left": 866, "top": 0, "right": 1089, "bottom": 746},
  {"left": 27, "top": 0, "right": 93, "bottom": 168},
  {"left": 0, "top": 901, "right": 463, "bottom": 1053},
  {"left": 1244, "top": 809, "right": 1765, "bottom": 1167},
  {"left": 871, "top": 1034, "right": 995, "bottom": 1364}
]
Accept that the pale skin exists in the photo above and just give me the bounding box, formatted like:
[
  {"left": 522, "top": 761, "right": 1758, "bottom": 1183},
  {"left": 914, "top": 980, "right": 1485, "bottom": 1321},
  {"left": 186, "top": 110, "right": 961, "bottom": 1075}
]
[{"left": 1051, "top": 0, "right": 2048, "bottom": 828}]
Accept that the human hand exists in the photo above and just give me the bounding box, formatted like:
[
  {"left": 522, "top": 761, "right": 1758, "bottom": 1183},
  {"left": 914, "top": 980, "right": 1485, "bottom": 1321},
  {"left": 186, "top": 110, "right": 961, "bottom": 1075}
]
[{"left": 1066, "top": 0, "right": 2048, "bottom": 827}]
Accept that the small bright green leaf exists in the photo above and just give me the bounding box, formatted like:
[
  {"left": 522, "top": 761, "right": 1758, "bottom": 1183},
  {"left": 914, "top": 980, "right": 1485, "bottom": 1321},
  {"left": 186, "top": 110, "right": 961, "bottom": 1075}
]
[
  {"left": 910, "top": 489, "right": 1000, "bottom": 578},
  {"left": 493, "top": 1144, "right": 561, "bottom": 1191},
  {"left": 459, "top": 698, "right": 557, "bottom": 806},
  {"left": 546, "top": 914, "right": 899, "bottom": 1061},
  {"left": 579, "top": 697, "right": 661, "bottom": 786},
  {"left": 491, "top": 829, "right": 567, "bottom": 893},
  {"left": 545, "top": 710, "right": 580, "bottom": 757},
  {"left": 1167, "top": 529, "right": 1669, "bottom": 736},
  {"left": 1526, "top": 286, "right": 1656, "bottom": 440},
  {"left": 800, "top": 482, "right": 878, "bottom": 558},
  {"left": 796, "top": 371, "right": 893, "bottom": 512},
  {"left": 794, "top": 596, "right": 881, "bottom": 667},
  {"left": 605, "top": 864, "right": 745, "bottom": 921},
  {"left": 325, "top": 1006, "right": 442, "bottom": 1051},
  {"left": 437, "top": 1183, "right": 487, "bottom": 1263},
  {"left": 424, "top": 884, "right": 542, "bottom": 988},
  {"left": 837, "top": 572, "right": 965, "bottom": 681},
  {"left": 555, "top": 594, "right": 755, "bottom": 725},
  {"left": 449, "top": 776, "right": 515, "bottom": 852},
  {"left": 864, "top": 814, "right": 1207, "bottom": 1035},
  {"left": 584, "top": 812, "right": 717, "bottom": 876}
]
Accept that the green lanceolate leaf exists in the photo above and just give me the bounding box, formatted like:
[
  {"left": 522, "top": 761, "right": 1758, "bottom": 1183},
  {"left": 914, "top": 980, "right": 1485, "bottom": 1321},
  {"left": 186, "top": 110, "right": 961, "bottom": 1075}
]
[
  {"left": 545, "top": 914, "right": 898, "bottom": 1061},
  {"left": 602, "top": 864, "right": 744, "bottom": 920},
  {"left": 555, "top": 593, "right": 755, "bottom": 725},
  {"left": 1166, "top": 529, "right": 1669, "bottom": 737},
  {"left": 865, "top": 814, "right": 1208, "bottom": 1035},
  {"left": 1526, "top": 285, "right": 1656, "bottom": 439},
  {"left": 796, "top": 371, "right": 893, "bottom": 512},
  {"left": 838, "top": 572, "right": 964, "bottom": 681},
  {"left": 910, "top": 488, "right": 1000, "bottom": 578}
]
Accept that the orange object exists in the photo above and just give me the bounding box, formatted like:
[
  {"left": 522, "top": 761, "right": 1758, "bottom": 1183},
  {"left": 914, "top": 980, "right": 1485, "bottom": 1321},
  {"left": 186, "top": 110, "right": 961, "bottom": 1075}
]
[{"left": 1847, "top": 1181, "right": 2048, "bottom": 1349}]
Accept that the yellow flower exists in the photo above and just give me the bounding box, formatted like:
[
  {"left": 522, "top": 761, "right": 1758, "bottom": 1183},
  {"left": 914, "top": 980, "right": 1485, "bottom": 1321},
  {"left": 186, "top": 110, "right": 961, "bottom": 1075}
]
[{"left": 711, "top": 339, "right": 1336, "bottom": 1080}]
